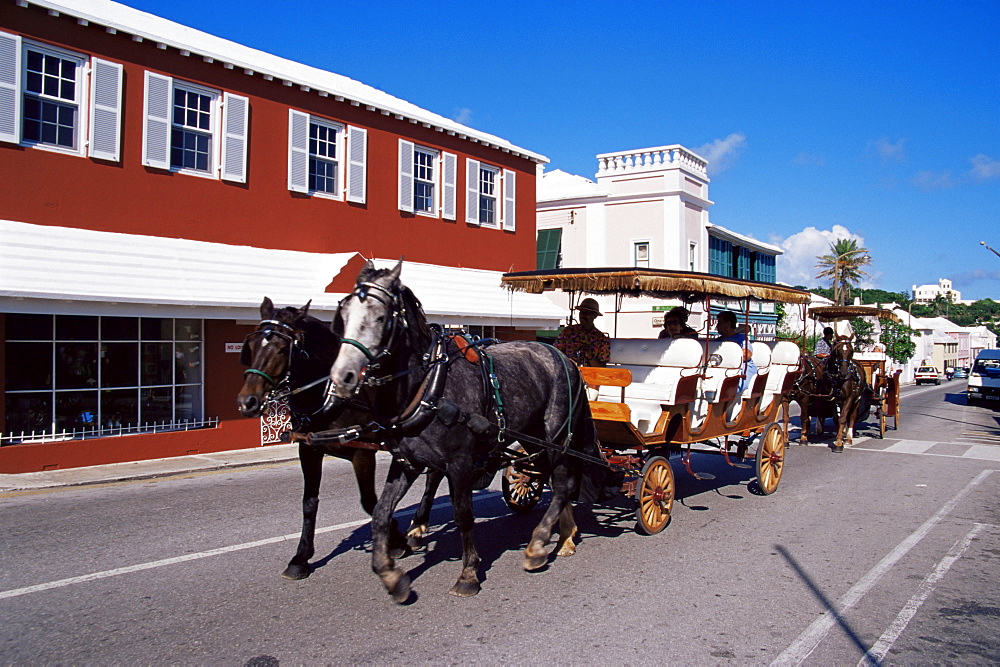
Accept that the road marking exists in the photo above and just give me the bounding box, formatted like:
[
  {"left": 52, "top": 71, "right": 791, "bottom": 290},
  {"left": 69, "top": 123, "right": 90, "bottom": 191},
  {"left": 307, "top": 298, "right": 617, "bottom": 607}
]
[
  {"left": 857, "top": 523, "right": 989, "bottom": 667},
  {"left": 0, "top": 491, "right": 499, "bottom": 601},
  {"left": 771, "top": 469, "right": 996, "bottom": 666}
]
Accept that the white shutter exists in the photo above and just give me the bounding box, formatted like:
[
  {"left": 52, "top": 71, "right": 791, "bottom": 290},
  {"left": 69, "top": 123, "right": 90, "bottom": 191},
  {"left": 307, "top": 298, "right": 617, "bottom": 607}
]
[
  {"left": 441, "top": 152, "right": 456, "bottom": 220},
  {"left": 466, "top": 158, "right": 480, "bottom": 225},
  {"left": 502, "top": 169, "right": 516, "bottom": 231},
  {"left": 398, "top": 139, "right": 414, "bottom": 213},
  {"left": 142, "top": 71, "right": 172, "bottom": 169},
  {"left": 221, "top": 92, "right": 249, "bottom": 183},
  {"left": 0, "top": 31, "right": 21, "bottom": 145},
  {"left": 287, "top": 109, "right": 309, "bottom": 193},
  {"left": 345, "top": 125, "right": 367, "bottom": 203},
  {"left": 88, "top": 58, "right": 122, "bottom": 161}
]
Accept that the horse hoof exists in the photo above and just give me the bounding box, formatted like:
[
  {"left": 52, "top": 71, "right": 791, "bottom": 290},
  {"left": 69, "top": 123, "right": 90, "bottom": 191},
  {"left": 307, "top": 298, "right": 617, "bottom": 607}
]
[
  {"left": 523, "top": 553, "right": 547, "bottom": 571},
  {"left": 448, "top": 581, "right": 481, "bottom": 597},
  {"left": 832, "top": 445, "right": 844, "bottom": 453},
  {"left": 556, "top": 542, "right": 577, "bottom": 558},
  {"left": 388, "top": 544, "right": 413, "bottom": 560},
  {"left": 281, "top": 563, "right": 311, "bottom": 580},
  {"left": 383, "top": 570, "right": 411, "bottom": 604}
]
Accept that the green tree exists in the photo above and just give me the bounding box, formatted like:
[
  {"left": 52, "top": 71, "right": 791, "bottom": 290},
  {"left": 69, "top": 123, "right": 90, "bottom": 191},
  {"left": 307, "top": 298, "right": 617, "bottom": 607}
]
[
  {"left": 850, "top": 318, "right": 875, "bottom": 350},
  {"left": 815, "top": 238, "right": 874, "bottom": 306},
  {"left": 880, "top": 321, "right": 919, "bottom": 364}
]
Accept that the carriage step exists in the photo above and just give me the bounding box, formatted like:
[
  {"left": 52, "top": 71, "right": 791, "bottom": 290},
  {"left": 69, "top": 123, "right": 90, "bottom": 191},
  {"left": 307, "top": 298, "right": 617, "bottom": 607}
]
[{"left": 693, "top": 472, "right": 716, "bottom": 480}]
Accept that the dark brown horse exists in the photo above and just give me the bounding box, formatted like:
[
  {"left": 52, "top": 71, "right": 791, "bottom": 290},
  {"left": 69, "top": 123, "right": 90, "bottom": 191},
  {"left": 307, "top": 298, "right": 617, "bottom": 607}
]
[
  {"left": 791, "top": 336, "right": 869, "bottom": 451},
  {"left": 236, "top": 297, "right": 443, "bottom": 580},
  {"left": 325, "top": 261, "right": 602, "bottom": 601}
]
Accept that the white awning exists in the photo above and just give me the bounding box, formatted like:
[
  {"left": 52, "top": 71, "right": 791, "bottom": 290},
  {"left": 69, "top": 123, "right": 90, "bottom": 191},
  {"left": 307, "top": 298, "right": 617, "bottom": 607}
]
[{"left": 0, "top": 220, "right": 566, "bottom": 327}]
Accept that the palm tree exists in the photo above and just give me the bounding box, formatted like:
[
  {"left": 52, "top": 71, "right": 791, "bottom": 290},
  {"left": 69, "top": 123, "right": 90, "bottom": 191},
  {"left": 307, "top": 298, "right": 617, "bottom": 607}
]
[{"left": 815, "top": 238, "right": 873, "bottom": 306}]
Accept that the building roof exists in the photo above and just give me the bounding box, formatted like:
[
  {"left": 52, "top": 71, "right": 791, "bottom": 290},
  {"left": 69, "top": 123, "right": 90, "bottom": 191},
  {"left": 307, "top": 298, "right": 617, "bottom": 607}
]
[
  {"left": 537, "top": 169, "right": 602, "bottom": 201},
  {"left": 706, "top": 223, "right": 783, "bottom": 255},
  {"left": 0, "top": 220, "right": 567, "bottom": 327},
  {"left": 21, "top": 0, "right": 547, "bottom": 164}
]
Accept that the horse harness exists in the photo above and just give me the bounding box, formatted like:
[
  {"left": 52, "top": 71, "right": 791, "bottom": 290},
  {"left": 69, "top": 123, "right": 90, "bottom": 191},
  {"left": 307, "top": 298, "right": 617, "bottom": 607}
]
[{"left": 302, "top": 280, "right": 599, "bottom": 472}]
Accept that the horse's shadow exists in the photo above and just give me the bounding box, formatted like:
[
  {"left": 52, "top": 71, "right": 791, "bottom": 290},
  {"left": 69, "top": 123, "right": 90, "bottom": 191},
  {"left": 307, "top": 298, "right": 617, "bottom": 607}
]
[{"left": 305, "top": 450, "right": 776, "bottom": 589}]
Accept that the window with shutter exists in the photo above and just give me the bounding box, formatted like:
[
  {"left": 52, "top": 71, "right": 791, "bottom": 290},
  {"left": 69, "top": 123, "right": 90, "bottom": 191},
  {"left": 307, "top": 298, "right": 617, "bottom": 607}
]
[
  {"left": 466, "top": 158, "right": 480, "bottom": 225},
  {"left": 88, "top": 58, "right": 122, "bottom": 162},
  {"left": 221, "top": 92, "right": 249, "bottom": 183},
  {"left": 287, "top": 109, "right": 309, "bottom": 192},
  {"left": 536, "top": 228, "right": 562, "bottom": 270},
  {"left": 441, "top": 152, "right": 456, "bottom": 220},
  {"left": 398, "top": 139, "right": 414, "bottom": 213},
  {"left": 502, "top": 169, "right": 516, "bottom": 231},
  {"left": 20, "top": 40, "right": 86, "bottom": 154},
  {"left": 142, "top": 71, "right": 172, "bottom": 169},
  {"left": 346, "top": 125, "right": 367, "bottom": 204},
  {"left": 0, "top": 31, "right": 21, "bottom": 145}
]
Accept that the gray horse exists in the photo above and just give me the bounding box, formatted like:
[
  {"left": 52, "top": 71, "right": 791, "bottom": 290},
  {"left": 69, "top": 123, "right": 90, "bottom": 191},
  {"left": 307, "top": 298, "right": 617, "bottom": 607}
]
[{"left": 325, "top": 260, "right": 602, "bottom": 601}]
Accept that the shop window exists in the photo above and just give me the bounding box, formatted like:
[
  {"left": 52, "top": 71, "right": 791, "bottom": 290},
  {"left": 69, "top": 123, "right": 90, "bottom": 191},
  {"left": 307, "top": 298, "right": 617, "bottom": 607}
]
[{"left": 3, "top": 314, "right": 206, "bottom": 441}]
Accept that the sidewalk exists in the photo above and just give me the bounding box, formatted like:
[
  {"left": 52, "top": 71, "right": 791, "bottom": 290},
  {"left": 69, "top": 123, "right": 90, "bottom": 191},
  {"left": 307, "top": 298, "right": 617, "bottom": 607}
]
[{"left": 0, "top": 444, "right": 300, "bottom": 493}]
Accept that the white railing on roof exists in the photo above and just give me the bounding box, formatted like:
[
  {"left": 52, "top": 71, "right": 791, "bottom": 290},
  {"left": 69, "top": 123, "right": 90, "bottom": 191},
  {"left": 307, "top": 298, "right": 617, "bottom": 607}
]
[
  {"left": 596, "top": 145, "right": 708, "bottom": 178},
  {"left": 1, "top": 417, "right": 220, "bottom": 446}
]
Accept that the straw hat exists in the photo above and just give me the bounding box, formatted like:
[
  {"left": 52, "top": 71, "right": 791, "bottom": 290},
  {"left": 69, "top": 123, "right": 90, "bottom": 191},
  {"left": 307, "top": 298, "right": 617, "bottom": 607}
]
[{"left": 575, "top": 298, "right": 602, "bottom": 316}]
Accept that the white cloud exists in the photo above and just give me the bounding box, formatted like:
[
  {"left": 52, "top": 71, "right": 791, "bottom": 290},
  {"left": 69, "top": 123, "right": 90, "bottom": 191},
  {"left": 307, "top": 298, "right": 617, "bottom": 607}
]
[
  {"left": 969, "top": 154, "right": 1000, "bottom": 181},
  {"left": 452, "top": 107, "right": 473, "bottom": 125},
  {"left": 911, "top": 170, "right": 956, "bottom": 190},
  {"left": 870, "top": 137, "right": 908, "bottom": 163},
  {"left": 773, "top": 225, "right": 876, "bottom": 288},
  {"left": 694, "top": 133, "right": 746, "bottom": 174}
]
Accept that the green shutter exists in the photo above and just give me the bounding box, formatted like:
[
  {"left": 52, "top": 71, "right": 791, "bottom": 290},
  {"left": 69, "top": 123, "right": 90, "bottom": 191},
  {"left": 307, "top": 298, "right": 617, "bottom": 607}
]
[{"left": 536, "top": 228, "right": 562, "bottom": 269}]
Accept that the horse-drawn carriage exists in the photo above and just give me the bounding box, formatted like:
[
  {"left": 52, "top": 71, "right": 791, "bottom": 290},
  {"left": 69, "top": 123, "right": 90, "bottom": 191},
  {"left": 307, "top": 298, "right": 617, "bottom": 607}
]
[
  {"left": 805, "top": 305, "right": 902, "bottom": 440},
  {"left": 501, "top": 267, "right": 812, "bottom": 535}
]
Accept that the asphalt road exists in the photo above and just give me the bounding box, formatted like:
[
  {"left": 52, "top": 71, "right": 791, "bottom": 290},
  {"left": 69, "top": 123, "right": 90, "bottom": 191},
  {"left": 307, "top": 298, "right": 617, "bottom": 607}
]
[{"left": 1, "top": 381, "right": 998, "bottom": 664}]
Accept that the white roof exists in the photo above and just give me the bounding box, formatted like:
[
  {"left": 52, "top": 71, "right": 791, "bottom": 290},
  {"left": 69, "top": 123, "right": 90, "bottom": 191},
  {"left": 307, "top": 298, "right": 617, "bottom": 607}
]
[
  {"left": 0, "top": 220, "right": 566, "bottom": 327},
  {"left": 538, "top": 169, "right": 602, "bottom": 201},
  {"left": 26, "top": 0, "right": 546, "bottom": 164},
  {"left": 707, "top": 223, "right": 784, "bottom": 255}
]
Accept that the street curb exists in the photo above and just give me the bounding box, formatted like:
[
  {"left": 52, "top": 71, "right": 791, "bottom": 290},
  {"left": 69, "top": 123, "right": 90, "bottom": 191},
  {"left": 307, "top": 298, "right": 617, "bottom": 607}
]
[{"left": 0, "top": 444, "right": 300, "bottom": 492}]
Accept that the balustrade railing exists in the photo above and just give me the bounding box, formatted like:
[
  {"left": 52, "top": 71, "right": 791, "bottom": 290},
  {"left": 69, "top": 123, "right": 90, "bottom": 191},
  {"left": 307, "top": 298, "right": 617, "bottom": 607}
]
[
  {"left": 596, "top": 145, "right": 708, "bottom": 177},
  {"left": 1, "top": 417, "right": 220, "bottom": 446}
]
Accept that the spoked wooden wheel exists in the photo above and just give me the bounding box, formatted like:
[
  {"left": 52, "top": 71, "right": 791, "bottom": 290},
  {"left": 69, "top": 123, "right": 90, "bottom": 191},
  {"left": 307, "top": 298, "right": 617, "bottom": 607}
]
[
  {"left": 501, "top": 454, "right": 544, "bottom": 513},
  {"left": 755, "top": 422, "right": 786, "bottom": 495},
  {"left": 636, "top": 456, "right": 675, "bottom": 535}
]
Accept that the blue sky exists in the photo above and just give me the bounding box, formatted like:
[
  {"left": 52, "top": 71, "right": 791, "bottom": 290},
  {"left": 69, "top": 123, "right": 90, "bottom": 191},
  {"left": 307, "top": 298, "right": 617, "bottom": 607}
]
[{"left": 122, "top": 0, "right": 1000, "bottom": 300}]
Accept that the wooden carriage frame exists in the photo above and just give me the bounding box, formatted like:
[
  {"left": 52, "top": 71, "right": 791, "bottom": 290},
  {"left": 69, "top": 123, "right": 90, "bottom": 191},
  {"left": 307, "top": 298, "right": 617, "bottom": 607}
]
[{"left": 501, "top": 267, "right": 812, "bottom": 535}]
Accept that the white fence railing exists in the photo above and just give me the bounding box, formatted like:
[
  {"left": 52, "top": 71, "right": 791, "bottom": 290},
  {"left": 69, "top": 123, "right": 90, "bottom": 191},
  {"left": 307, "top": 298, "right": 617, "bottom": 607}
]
[{"left": 1, "top": 417, "right": 220, "bottom": 446}]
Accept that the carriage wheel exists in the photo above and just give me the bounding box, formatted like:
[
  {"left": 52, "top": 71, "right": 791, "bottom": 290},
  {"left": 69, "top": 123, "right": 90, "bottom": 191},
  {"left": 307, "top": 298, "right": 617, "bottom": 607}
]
[
  {"left": 501, "top": 458, "right": 544, "bottom": 513},
  {"left": 755, "top": 422, "right": 786, "bottom": 495},
  {"left": 635, "top": 456, "right": 675, "bottom": 535}
]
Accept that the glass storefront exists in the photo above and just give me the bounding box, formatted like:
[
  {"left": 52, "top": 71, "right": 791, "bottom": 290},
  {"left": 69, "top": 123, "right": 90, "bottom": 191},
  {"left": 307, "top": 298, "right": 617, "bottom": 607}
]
[{"left": 4, "top": 314, "right": 203, "bottom": 438}]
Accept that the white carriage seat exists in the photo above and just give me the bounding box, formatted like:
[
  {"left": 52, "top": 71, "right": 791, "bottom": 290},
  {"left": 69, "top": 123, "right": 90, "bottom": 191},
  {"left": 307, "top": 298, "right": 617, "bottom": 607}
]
[
  {"left": 725, "top": 342, "right": 774, "bottom": 422},
  {"left": 690, "top": 340, "right": 743, "bottom": 430},
  {"left": 759, "top": 340, "right": 802, "bottom": 413},
  {"left": 595, "top": 338, "right": 703, "bottom": 434}
]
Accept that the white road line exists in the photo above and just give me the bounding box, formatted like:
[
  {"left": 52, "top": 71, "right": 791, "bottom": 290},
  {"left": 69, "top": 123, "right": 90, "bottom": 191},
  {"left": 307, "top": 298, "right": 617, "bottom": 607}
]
[
  {"left": 0, "top": 492, "right": 498, "bottom": 601},
  {"left": 770, "top": 469, "right": 996, "bottom": 666},
  {"left": 857, "top": 523, "right": 988, "bottom": 667},
  {"left": 885, "top": 440, "right": 937, "bottom": 454}
]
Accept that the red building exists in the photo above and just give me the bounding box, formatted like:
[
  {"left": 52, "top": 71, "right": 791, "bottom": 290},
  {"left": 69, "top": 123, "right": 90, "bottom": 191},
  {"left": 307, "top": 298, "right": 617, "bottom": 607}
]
[{"left": 0, "top": 0, "right": 559, "bottom": 472}]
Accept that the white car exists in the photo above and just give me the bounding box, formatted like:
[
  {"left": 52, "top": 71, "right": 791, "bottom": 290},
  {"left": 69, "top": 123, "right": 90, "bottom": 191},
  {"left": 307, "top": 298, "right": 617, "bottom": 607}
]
[{"left": 914, "top": 366, "right": 940, "bottom": 385}]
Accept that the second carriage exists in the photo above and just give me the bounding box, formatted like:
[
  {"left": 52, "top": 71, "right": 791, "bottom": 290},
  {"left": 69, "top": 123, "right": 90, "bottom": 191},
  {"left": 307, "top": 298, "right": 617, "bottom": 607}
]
[
  {"left": 807, "top": 305, "right": 902, "bottom": 438},
  {"left": 501, "top": 267, "right": 812, "bottom": 534}
]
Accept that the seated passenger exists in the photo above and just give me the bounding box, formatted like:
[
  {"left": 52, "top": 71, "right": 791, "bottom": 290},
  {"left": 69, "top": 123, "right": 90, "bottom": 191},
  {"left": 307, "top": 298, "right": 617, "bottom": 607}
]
[
  {"left": 715, "top": 310, "right": 756, "bottom": 395},
  {"left": 554, "top": 298, "right": 610, "bottom": 367},
  {"left": 658, "top": 306, "right": 699, "bottom": 340}
]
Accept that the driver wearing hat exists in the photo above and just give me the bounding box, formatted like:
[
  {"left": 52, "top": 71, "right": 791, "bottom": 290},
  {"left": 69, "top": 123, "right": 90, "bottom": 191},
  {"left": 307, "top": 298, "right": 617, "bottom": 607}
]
[{"left": 554, "top": 297, "right": 610, "bottom": 367}]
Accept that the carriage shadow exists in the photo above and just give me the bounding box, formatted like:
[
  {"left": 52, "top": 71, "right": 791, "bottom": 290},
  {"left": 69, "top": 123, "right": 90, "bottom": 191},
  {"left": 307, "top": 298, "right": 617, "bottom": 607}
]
[{"left": 306, "top": 450, "right": 773, "bottom": 588}]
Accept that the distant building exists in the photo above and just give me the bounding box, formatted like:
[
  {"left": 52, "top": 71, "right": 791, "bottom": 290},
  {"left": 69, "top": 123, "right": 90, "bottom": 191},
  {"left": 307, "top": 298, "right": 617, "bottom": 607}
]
[
  {"left": 912, "top": 279, "right": 962, "bottom": 305},
  {"left": 536, "top": 146, "right": 782, "bottom": 338}
]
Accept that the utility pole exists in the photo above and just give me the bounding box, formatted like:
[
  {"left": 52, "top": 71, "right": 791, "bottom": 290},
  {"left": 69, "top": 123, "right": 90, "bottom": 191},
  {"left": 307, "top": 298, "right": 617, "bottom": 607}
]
[{"left": 982, "top": 241, "right": 1000, "bottom": 259}]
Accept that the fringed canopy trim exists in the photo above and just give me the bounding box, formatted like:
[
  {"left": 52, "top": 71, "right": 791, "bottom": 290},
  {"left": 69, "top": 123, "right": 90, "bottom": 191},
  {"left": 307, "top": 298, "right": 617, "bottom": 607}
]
[
  {"left": 501, "top": 267, "right": 812, "bottom": 304},
  {"left": 808, "top": 305, "right": 902, "bottom": 322}
]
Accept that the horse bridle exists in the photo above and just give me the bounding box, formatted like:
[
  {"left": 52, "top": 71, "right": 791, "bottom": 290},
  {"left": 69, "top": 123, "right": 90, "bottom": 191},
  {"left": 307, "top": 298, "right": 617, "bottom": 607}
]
[
  {"left": 335, "top": 280, "right": 408, "bottom": 382},
  {"left": 241, "top": 319, "right": 305, "bottom": 391}
]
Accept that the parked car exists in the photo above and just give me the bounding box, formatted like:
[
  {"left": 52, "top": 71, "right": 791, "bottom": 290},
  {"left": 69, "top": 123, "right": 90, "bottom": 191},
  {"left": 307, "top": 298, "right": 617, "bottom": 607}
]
[
  {"left": 953, "top": 367, "right": 969, "bottom": 379},
  {"left": 914, "top": 366, "right": 941, "bottom": 385}
]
